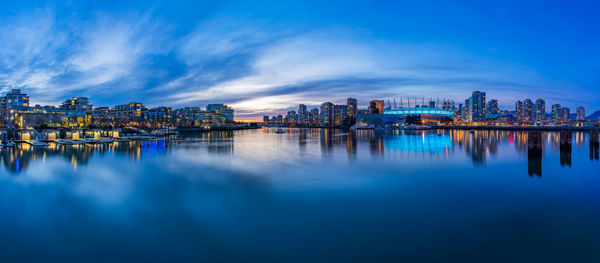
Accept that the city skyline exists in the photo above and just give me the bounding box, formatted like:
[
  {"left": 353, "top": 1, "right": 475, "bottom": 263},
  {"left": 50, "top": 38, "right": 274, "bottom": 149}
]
[{"left": 0, "top": 1, "right": 599, "bottom": 120}]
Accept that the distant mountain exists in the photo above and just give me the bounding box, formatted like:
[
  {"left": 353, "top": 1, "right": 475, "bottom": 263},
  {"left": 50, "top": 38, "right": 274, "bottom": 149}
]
[{"left": 588, "top": 110, "right": 600, "bottom": 120}]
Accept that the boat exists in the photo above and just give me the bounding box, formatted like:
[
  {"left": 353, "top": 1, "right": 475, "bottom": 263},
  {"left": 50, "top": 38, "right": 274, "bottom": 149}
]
[{"left": 275, "top": 129, "right": 286, "bottom": 134}]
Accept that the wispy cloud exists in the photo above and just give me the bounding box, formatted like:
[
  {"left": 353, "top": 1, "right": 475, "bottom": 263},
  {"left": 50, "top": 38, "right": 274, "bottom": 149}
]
[{"left": 0, "top": 3, "right": 595, "bottom": 117}]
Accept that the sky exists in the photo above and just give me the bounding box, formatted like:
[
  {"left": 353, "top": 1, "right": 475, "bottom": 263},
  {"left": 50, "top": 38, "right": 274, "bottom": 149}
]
[{"left": 0, "top": 0, "right": 599, "bottom": 119}]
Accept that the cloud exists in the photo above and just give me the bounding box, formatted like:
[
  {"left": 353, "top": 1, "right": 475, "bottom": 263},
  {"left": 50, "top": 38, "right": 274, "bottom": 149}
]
[{"left": 0, "top": 5, "right": 595, "bottom": 117}]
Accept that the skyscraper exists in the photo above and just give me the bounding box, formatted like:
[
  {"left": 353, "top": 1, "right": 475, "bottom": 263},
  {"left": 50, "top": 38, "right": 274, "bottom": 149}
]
[
  {"left": 442, "top": 101, "right": 452, "bottom": 111},
  {"left": 469, "top": 91, "right": 486, "bottom": 122},
  {"left": 561, "top": 107, "right": 571, "bottom": 122},
  {"left": 346, "top": 98, "right": 357, "bottom": 119},
  {"left": 320, "top": 102, "right": 334, "bottom": 126},
  {"left": 369, "top": 100, "right": 384, "bottom": 114},
  {"left": 551, "top": 104, "right": 562, "bottom": 122},
  {"left": 515, "top": 100, "right": 524, "bottom": 121},
  {"left": 523, "top": 99, "right": 533, "bottom": 122},
  {"left": 334, "top": 104, "right": 347, "bottom": 125},
  {"left": 463, "top": 98, "right": 471, "bottom": 121},
  {"left": 428, "top": 100, "right": 436, "bottom": 109},
  {"left": 534, "top": 99, "right": 545, "bottom": 121},
  {"left": 298, "top": 104, "right": 307, "bottom": 123},
  {"left": 576, "top": 106, "right": 586, "bottom": 121},
  {"left": 487, "top": 99, "right": 499, "bottom": 114}
]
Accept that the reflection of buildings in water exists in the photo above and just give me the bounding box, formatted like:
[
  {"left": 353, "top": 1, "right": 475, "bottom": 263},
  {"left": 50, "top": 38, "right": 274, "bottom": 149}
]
[
  {"left": 384, "top": 131, "right": 452, "bottom": 153},
  {"left": 0, "top": 140, "right": 171, "bottom": 174},
  {"left": 368, "top": 132, "right": 384, "bottom": 156},
  {"left": 319, "top": 129, "right": 346, "bottom": 155},
  {"left": 176, "top": 131, "right": 234, "bottom": 155},
  {"left": 345, "top": 132, "right": 357, "bottom": 158},
  {"left": 575, "top": 132, "right": 585, "bottom": 149},
  {"left": 451, "top": 130, "right": 504, "bottom": 165},
  {"left": 559, "top": 131, "right": 572, "bottom": 167},
  {"left": 590, "top": 130, "right": 599, "bottom": 161},
  {"left": 297, "top": 129, "right": 308, "bottom": 150},
  {"left": 527, "top": 131, "right": 543, "bottom": 177}
]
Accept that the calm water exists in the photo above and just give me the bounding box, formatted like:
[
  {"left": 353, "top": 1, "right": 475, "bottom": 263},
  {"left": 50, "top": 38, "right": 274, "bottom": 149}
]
[{"left": 1, "top": 128, "right": 599, "bottom": 262}]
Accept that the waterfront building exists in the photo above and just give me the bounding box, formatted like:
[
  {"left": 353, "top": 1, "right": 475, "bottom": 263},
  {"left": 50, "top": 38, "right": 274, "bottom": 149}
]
[
  {"left": 468, "top": 91, "right": 486, "bottom": 122},
  {"left": 369, "top": 100, "right": 384, "bottom": 114},
  {"left": 334, "top": 104, "right": 347, "bottom": 125},
  {"left": 1, "top": 89, "right": 30, "bottom": 128},
  {"left": 206, "top": 104, "right": 234, "bottom": 122},
  {"left": 561, "top": 107, "right": 571, "bottom": 122},
  {"left": 310, "top": 108, "right": 319, "bottom": 120},
  {"left": 65, "top": 129, "right": 83, "bottom": 140},
  {"left": 114, "top": 102, "right": 144, "bottom": 119},
  {"left": 60, "top": 97, "right": 92, "bottom": 112},
  {"left": 463, "top": 99, "right": 470, "bottom": 122},
  {"left": 551, "top": 104, "right": 562, "bottom": 122},
  {"left": 320, "top": 102, "right": 334, "bottom": 126},
  {"left": 286, "top": 111, "right": 298, "bottom": 123},
  {"left": 534, "top": 99, "right": 545, "bottom": 122},
  {"left": 576, "top": 107, "right": 586, "bottom": 121},
  {"left": 356, "top": 107, "right": 453, "bottom": 126},
  {"left": 85, "top": 129, "right": 103, "bottom": 139},
  {"left": 487, "top": 99, "right": 499, "bottom": 114},
  {"left": 523, "top": 99, "right": 533, "bottom": 122},
  {"left": 515, "top": 100, "right": 524, "bottom": 121},
  {"left": 346, "top": 98, "right": 357, "bottom": 119},
  {"left": 298, "top": 104, "right": 307, "bottom": 123},
  {"left": 41, "top": 130, "right": 60, "bottom": 141},
  {"left": 17, "top": 107, "right": 90, "bottom": 129}
]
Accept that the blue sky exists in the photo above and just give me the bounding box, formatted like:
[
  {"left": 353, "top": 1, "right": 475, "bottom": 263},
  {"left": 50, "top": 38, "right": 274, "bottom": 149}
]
[{"left": 0, "top": 0, "right": 598, "bottom": 119}]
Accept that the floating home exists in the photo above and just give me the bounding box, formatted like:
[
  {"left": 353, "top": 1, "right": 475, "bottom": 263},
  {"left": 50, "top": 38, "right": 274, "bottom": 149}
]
[
  {"left": 65, "top": 129, "right": 83, "bottom": 140},
  {"left": 85, "top": 129, "right": 102, "bottom": 139},
  {"left": 41, "top": 130, "right": 60, "bottom": 141},
  {"left": 18, "top": 130, "right": 35, "bottom": 141},
  {"left": 105, "top": 129, "right": 121, "bottom": 138}
]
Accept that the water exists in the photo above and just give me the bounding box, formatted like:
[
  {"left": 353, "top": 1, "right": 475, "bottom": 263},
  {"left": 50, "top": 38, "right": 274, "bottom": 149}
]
[{"left": 1, "top": 128, "right": 599, "bottom": 262}]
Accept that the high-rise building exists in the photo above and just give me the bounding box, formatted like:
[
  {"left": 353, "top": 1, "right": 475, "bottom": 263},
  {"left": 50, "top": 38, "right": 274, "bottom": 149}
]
[
  {"left": 487, "top": 99, "right": 499, "bottom": 114},
  {"left": 523, "top": 99, "right": 533, "bottom": 122},
  {"left": 576, "top": 107, "right": 586, "bottom": 121},
  {"left": 334, "top": 104, "right": 347, "bottom": 125},
  {"left": 346, "top": 98, "right": 357, "bottom": 119},
  {"left": 298, "top": 104, "right": 307, "bottom": 123},
  {"left": 463, "top": 98, "right": 471, "bottom": 121},
  {"left": 320, "top": 102, "right": 334, "bottom": 126},
  {"left": 561, "top": 107, "right": 570, "bottom": 122},
  {"left": 369, "top": 100, "right": 384, "bottom": 114},
  {"left": 442, "top": 101, "right": 452, "bottom": 111},
  {"left": 534, "top": 99, "right": 545, "bottom": 121},
  {"left": 515, "top": 100, "right": 524, "bottom": 121},
  {"left": 286, "top": 111, "right": 297, "bottom": 123},
  {"left": 428, "top": 100, "right": 436, "bottom": 109},
  {"left": 0, "top": 89, "right": 30, "bottom": 128},
  {"left": 468, "top": 91, "right": 486, "bottom": 122},
  {"left": 310, "top": 108, "right": 319, "bottom": 124},
  {"left": 551, "top": 104, "right": 562, "bottom": 122}
]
